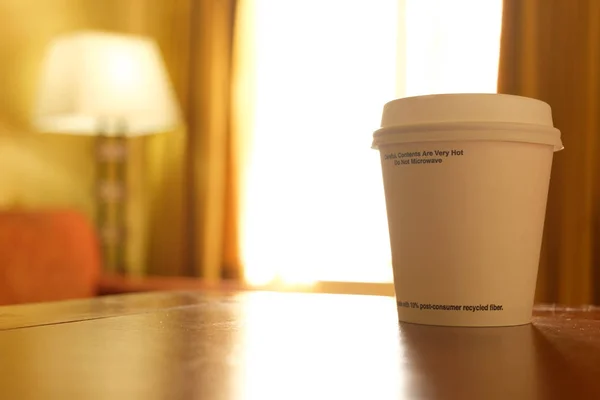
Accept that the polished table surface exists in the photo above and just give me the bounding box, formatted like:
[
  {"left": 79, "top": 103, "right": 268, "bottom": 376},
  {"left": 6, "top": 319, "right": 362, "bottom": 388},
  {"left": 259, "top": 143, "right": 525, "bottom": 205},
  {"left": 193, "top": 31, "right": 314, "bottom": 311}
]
[{"left": 1, "top": 291, "right": 600, "bottom": 400}]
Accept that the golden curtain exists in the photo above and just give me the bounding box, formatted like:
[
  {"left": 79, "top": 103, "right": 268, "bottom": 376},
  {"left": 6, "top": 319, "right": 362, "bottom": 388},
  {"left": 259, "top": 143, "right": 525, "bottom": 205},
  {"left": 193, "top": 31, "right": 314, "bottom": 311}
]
[
  {"left": 119, "top": 0, "right": 240, "bottom": 280},
  {"left": 498, "top": 0, "right": 600, "bottom": 305},
  {"left": 121, "top": 0, "right": 191, "bottom": 277},
  {"left": 188, "top": 0, "right": 241, "bottom": 281}
]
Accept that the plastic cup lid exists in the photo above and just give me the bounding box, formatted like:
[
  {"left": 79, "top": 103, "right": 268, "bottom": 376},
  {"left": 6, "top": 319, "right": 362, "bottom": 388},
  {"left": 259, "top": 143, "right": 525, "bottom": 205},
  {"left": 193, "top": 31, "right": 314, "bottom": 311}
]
[{"left": 373, "top": 93, "right": 563, "bottom": 151}]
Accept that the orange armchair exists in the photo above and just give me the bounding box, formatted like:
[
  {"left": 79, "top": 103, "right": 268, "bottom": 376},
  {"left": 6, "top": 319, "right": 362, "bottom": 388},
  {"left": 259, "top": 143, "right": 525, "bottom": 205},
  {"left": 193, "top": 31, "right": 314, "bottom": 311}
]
[
  {"left": 0, "top": 209, "right": 244, "bottom": 306},
  {"left": 0, "top": 210, "right": 100, "bottom": 305}
]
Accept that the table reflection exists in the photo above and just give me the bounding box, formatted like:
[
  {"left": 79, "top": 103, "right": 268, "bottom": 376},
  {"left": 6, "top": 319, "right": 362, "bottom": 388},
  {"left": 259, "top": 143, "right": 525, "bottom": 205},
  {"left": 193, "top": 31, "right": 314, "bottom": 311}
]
[
  {"left": 235, "top": 293, "right": 548, "bottom": 400},
  {"left": 236, "top": 292, "right": 403, "bottom": 400},
  {"left": 400, "top": 323, "right": 537, "bottom": 399}
]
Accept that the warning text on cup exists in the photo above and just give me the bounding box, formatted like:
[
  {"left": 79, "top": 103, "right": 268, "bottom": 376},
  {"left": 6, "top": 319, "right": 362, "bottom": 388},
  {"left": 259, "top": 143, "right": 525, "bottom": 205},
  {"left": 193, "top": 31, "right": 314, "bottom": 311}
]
[{"left": 384, "top": 149, "right": 465, "bottom": 166}]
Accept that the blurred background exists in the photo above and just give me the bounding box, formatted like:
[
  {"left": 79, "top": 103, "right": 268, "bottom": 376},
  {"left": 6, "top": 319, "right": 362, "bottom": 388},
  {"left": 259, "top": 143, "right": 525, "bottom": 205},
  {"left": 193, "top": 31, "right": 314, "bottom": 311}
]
[{"left": 0, "top": 0, "right": 597, "bottom": 306}]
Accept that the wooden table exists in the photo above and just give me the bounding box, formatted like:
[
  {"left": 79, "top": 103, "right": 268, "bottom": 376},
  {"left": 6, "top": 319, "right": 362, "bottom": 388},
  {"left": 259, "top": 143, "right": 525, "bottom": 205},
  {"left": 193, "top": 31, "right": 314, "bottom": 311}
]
[{"left": 0, "top": 291, "right": 599, "bottom": 399}]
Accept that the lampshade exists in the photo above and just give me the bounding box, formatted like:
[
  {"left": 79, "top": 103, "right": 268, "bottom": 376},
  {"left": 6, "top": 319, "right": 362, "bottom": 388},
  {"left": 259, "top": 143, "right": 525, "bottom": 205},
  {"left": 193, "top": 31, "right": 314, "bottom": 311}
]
[{"left": 33, "top": 31, "right": 180, "bottom": 136}]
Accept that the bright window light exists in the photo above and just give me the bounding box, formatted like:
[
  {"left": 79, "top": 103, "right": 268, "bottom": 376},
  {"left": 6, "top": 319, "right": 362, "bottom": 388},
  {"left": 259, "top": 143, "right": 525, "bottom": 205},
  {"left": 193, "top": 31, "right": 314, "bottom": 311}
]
[
  {"left": 239, "top": 0, "right": 503, "bottom": 286},
  {"left": 402, "top": 0, "right": 503, "bottom": 96}
]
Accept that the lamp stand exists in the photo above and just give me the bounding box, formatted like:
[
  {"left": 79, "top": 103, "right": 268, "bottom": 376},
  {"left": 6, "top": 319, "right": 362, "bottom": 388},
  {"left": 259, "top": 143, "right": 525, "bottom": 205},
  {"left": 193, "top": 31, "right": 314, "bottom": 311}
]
[{"left": 95, "top": 122, "right": 128, "bottom": 274}]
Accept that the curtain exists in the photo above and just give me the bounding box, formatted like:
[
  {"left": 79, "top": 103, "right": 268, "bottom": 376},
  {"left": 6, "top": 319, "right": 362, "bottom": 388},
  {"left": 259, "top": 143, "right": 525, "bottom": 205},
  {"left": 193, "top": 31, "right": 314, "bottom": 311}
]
[
  {"left": 188, "top": 0, "right": 241, "bottom": 281},
  {"left": 498, "top": 0, "right": 600, "bottom": 305},
  {"left": 105, "top": 0, "right": 241, "bottom": 280},
  {"left": 122, "top": 0, "right": 191, "bottom": 277}
]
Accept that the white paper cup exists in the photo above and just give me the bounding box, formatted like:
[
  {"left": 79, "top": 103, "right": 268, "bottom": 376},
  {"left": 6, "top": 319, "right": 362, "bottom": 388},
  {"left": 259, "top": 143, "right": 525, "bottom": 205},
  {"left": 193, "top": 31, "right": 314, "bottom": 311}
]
[{"left": 372, "top": 94, "right": 563, "bottom": 327}]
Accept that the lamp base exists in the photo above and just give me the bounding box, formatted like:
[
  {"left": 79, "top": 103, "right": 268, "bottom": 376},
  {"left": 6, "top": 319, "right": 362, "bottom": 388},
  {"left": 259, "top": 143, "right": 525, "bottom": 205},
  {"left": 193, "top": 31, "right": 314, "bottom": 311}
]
[{"left": 96, "top": 134, "right": 128, "bottom": 274}]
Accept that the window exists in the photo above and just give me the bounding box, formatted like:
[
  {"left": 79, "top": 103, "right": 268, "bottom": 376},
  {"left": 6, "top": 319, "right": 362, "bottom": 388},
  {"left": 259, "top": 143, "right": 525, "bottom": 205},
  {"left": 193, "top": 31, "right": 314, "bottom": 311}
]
[{"left": 237, "top": 0, "right": 503, "bottom": 286}]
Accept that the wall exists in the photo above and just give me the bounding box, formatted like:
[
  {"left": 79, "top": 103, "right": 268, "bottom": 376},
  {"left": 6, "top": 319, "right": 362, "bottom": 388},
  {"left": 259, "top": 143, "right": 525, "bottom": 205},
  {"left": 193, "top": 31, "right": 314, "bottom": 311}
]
[{"left": 0, "top": 0, "right": 189, "bottom": 276}]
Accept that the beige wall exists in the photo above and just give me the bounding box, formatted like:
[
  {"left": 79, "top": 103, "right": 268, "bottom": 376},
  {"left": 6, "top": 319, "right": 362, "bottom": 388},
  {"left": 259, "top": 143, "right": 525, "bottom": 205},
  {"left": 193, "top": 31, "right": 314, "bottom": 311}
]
[{"left": 0, "top": 0, "right": 188, "bottom": 276}]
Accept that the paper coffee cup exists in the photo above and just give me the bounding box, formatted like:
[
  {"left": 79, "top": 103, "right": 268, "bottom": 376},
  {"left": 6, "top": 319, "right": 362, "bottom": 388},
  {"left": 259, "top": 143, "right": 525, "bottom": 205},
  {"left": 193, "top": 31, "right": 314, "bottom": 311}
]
[{"left": 372, "top": 94, "right": 563, "bottom": 327}]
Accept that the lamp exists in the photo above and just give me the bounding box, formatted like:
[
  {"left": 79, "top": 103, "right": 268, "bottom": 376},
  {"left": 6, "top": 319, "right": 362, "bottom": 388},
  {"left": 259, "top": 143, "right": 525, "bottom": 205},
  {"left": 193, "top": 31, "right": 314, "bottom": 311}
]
[{"left": 33, "top": 30, "right": 181, "bottom": 273}]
